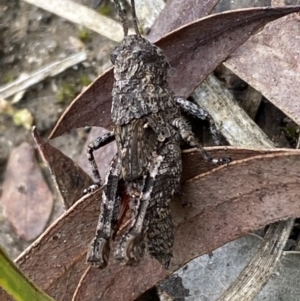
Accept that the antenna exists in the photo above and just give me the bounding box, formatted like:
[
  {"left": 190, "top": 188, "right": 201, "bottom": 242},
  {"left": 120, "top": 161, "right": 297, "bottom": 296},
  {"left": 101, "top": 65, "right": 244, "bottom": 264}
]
[
  {"left": 130, "top": 0, "right": 141, "bottom": 37},
  {"left": 113, "top": 0, "right": 141, "bottom": 37},
  {"left": 113, "top": 0, "right": 129, "bottom": 36}
]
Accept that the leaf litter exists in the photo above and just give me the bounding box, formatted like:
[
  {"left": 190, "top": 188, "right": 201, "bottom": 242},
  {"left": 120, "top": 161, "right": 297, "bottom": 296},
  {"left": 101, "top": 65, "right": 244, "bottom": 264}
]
[{"left": 1, "top": 0, "right": 298, "bottom": 300}]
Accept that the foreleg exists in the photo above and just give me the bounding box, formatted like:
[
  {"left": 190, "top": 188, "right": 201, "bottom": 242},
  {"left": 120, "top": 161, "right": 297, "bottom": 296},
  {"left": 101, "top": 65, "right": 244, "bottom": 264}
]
[
  {"left": 86, "top": 154, "right": 121, "bottom": 268},
  {"left": 176, "top": 98, "right": 220, "bottom": 145},
  {"left": 84, "top": 131, "right": 115, "bottom": 193},
  {"left": 173, "top": 117, "right": 231, "bottom": 165}
]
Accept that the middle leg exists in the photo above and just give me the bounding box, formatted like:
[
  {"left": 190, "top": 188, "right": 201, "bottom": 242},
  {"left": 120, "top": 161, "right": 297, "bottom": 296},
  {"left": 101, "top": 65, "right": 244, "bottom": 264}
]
[
  {"left": 84, "top": 131, "right": 115, "bottom": 194},
  {"left": 173, "top": 117, "right": 231, "bottom": 165},
  {"left": 176, "top": 98, "right": 220, "bottom": 145}
]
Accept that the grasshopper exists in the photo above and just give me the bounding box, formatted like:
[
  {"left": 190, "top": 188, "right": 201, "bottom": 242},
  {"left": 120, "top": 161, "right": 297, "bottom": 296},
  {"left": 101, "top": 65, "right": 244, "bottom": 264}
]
[{"left": 86, "top": 0, "right": 230, "bottom": 269}]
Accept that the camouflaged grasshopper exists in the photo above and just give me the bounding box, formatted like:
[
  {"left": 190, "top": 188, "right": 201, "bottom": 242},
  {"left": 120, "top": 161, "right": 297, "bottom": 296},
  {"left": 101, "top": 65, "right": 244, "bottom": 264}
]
[{"left": 86, "top": 0, "right": 231, "bottom": 269}]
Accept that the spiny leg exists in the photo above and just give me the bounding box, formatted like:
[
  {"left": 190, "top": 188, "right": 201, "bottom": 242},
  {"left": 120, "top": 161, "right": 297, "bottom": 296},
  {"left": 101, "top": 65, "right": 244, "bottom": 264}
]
[
  {"left": 176, "top": 98, "right": 220, "bottom": 145},
  {"left": 86, "top": 154, "right": 122, "bottom": 268},
  {"left": 115, "top": 155, "right": 164, "bottom": 266},
  {"left": 84, "top": 131, "right": 115, "bottom": 194},
  {"left": 173, "top": 117, "right": 231, "bottom": 165}
]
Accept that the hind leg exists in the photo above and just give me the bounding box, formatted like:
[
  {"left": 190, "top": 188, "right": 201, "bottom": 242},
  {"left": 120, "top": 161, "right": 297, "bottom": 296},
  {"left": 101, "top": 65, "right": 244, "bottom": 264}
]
[{"left": 114, "top": 154, "right": 165, "bottom": 266}]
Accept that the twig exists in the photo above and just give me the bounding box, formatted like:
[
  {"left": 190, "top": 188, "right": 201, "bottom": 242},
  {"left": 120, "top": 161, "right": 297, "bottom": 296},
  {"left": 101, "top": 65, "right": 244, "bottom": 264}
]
[
  {"left": 0, "top": 52, "right": 87, "bottom": 99},
  {"left": 192, "top": 74, "right": 273, "bottom": 148},
  {"left": 216, "top": 219, "right": 294, "bottom": 301},
  {"left": 22, "top": 0, "right": 133, "bottom": 42}
]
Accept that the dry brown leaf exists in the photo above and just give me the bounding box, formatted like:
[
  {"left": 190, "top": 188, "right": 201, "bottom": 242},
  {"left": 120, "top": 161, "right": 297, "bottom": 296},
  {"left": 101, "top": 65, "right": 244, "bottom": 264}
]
[
  {"left": 0, "top": 149, "right": 299, "bottom": 301},
  {"left": 224, "top": 12, "right": 300, "bottom": 124},
  {"left": 180, "top": 147, "right": 287, "bottom": 181},
  {"left": 32, "top": 128, "right": 93, "bottom": 209},
  {"left": 147, "top": 0, "right": 219, "bottom": 42},
  {"left": 49, "top": 6, "right": 300, "bottom": 139},
  {"left": 0, "top": 142, "right": 53, "bottom": 241}
]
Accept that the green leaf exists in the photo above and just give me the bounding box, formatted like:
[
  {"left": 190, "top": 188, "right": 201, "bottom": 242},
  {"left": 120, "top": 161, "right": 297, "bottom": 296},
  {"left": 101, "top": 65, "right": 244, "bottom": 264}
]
[{"left": 0, "top": 246, "right": 56, "bottom": 301}]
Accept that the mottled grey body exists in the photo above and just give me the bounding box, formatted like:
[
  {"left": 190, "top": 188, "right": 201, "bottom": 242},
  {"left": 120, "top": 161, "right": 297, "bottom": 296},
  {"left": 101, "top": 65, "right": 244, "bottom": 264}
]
[
  {"left": 110, "top": 35, "right": 185, "bottom": 267},
  {"left": 86, "top": 0, "right": 230, "bottom": 269}
]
